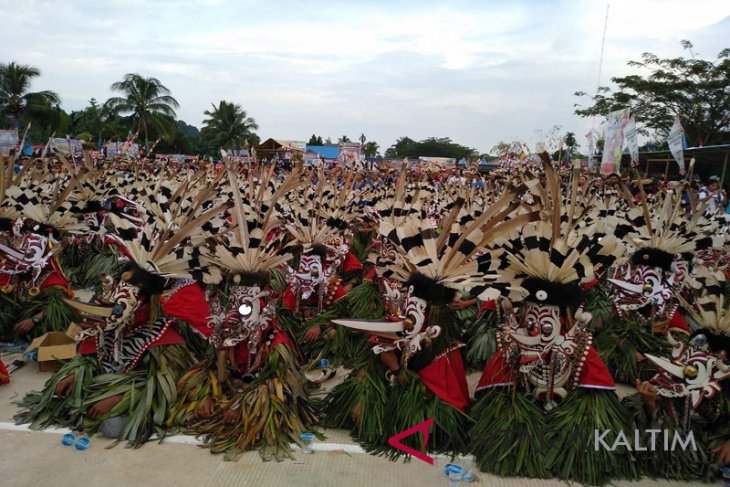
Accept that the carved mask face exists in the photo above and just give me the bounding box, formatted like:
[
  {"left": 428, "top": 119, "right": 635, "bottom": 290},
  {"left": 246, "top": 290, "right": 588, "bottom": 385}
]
[
  {"left": 608, "top": 263, "right": 685, "bottom": 319},
  {"left": 211, "top": 285, "right": 272, "bottom": 348},
  {"left": 647, "top": 333, "right": 730, "bottom": 410},
  {"left": 107, "top": 278, "right": 141, "bottom": 331},
  {"left": 294, "top": 254, "right": 326, "bottom": 300}
]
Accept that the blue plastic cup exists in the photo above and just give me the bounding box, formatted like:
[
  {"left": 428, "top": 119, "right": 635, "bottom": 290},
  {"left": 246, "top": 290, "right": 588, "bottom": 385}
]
[
  {"left": 60, "top": 433, "right": 76, "bottom": 446},
  {"left": 74, "top": 435, "right": 90, "bottom": 451},
  {"left": 444, "top": 464, "right": 463, "bottom": 486},
  {"left": 300, "top": 432, "right": 314, "bottom": 454},
  {"left": 317, "top": 359, "right": 330, "bottom": 368}
]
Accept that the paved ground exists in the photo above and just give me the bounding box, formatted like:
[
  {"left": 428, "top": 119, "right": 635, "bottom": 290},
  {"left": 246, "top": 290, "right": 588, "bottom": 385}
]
[{"left": 0, "top": 351, "right": 705, "bottom": 487}]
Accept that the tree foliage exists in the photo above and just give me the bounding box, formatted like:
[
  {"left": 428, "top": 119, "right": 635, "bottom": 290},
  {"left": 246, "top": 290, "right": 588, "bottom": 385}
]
[
  {"left": 363, "top": 141, "right": 380, "bottom": 157},
  {"left": 0, "top": 61, "right": 60, "bottom": 131},
  {"left": 307, "top": 134, "right": 324, "bottom": 145},
  {"left": 201, "top": 100, "right": 259, "bottom": 152},
  {"left": 575, "top": 40, "right": 730, "bottom": 146},
  {"left": 384, "top": 136, "right": 476, "bottom": 159},
  {"left": 105, "top": 73, "right": 179, "bottom": 144}
]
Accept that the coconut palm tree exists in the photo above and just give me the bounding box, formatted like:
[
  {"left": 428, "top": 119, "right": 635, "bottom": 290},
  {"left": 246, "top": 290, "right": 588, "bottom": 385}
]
[
  {"left": 105, "top": 73, "right": 179, "bottom": 145},
  {"left": 201, "top": 100, "right": 259, "bottom": 153},
  {"left": 0, "top": 62, "right": 60, "bottom": 129}
]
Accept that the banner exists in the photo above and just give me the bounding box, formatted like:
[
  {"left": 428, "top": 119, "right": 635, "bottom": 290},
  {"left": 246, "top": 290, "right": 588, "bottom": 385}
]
[
  {"left": 623, "top": 115, "right": 639, "bottom": 166},
  {"left": 600, "top": 108, "right": 630, "bottom": 175},
  {"left": 51, "top": 137, "right": 83, "bottom": 156},
  {"left": 667, "top": 114, "right": 686, "bottom": 175},
  {"left": 585, "top": 130, "right": 595, "bottom": 170},
  {"left": 0, "top": 129, "right": 18, "bottom": 154}
]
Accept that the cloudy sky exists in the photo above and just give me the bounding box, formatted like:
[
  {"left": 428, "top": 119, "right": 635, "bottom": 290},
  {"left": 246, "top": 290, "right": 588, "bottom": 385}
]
[{"left": 1, "top": 0, "right": 728, "bottom": 153}]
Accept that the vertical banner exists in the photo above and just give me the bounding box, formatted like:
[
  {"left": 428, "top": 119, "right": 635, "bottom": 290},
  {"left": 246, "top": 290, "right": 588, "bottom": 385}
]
[
  {"left": 585, "top": 130, "right": 595, "bottom": 170},
  {"left": 624, "top": 115, "right": 639, "bottom": 166},
  {"left": 667, "top": 114, "right": 686, "bottom": 175},
  {"left": 600, "top": 108, "right": 630, "bottom": 175}
]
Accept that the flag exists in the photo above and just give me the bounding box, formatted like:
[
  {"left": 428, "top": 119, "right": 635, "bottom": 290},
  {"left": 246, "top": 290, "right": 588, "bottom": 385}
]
[
  {"left": 600, "top": 108, "right": 630, "bottom": 176},
  {"left": 585, "top": 130, "right": 595, "bottom": 170},
  {"left": 624, "top": 115, "right": 639, "bottom": 167},
  {"left": 667, "top": 114, "right": 685, "bottom": 175}
]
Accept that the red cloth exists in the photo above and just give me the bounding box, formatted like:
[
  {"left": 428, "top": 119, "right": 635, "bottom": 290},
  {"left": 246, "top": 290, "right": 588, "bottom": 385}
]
[
  {"left": 577, "top": 347, "right": 615, "bottom": 389},
  {"left": 667, "top": 309, "right": 689, "bottom": 333},
  {"left": 161, "top": 282, "right": 212, "bottom": 337},
  {"left": 282, "top": 286, "right": 298, "bottom": 312},
  {"left": 418, "top": 347, "right": 471, "bottom": 411},
  {"left": 0, "top": 358, "right": 9, "bottom": 385},
  {"left": 364, "top": 268, "right": 377, "bottom": 281},
  {"left": 342, "top": 252, "right": 364, "bottom": 273},
  {"left": 478, "top": 299, "right": 496, "bottom": 313},
  {"left": 581, "top": 278, "right": 599, "bottom": 291},
  {"left": 477, "top": 346, "right": 616, "bottom": 391},
  {"left": 476, "top": 352, "right": 515, "bottom": 392}
]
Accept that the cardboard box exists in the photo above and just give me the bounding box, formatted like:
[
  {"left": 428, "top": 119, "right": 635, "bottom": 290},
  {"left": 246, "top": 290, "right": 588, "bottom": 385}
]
[{"left": 27, "top": 329, "right": 78, "bottom": 372}]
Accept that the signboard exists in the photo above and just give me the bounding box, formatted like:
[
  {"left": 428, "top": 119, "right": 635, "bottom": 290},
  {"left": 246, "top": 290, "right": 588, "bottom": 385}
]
[
  {"left": 0, "top": 129, "right": 18, "bottom": 154},
  {"left": 106, "top": 141, "right": 139, "bottom": 158},
  {"left": 51, "top": 138, "right": 83, "bottom": 156}
]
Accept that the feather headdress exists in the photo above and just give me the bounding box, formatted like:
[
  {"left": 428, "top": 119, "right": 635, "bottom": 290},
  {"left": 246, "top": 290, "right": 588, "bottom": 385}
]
[
  {"left": 202, "top": 164, "right": 305, "bottom": 279},
  {"left": 480, "top": 155, "right": 620, "bottom": 306}
]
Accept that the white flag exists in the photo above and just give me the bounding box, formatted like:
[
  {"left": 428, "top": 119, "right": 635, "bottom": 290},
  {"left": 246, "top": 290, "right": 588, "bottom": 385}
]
[
  {"left": 667, "top": 114, "right": 685, "bottom": 175},
  {"left": 601, "top": 108, "right": 630, "bottom": 176},
  {"left": 585, "top": 130, "right": 595, "bottom": 170},
  {"left": 624, "top": 116, "right": 639, "bottom": 166}
]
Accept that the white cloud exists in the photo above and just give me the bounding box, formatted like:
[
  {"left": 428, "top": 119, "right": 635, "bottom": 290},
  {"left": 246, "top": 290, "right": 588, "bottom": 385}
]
[{"left": 0, "top": 0, "right": 728, "bottom": 152}]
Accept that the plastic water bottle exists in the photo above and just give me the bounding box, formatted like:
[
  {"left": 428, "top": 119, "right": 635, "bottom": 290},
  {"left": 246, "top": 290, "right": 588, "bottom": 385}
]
[
  {"left": 300, "top": 432, "right": 315, "bottom": 454},
  {"left": 60, "top": 433, "right": 76, "bottom": 446},
  {"left": 444, "top": 463, "right": 463, "bottom": 487},
  {"left": 720, "top": 466, "right": 730, "bottom": 486},
  {"left": 74, "top": 435, "right": 91, "bottom": 451}
]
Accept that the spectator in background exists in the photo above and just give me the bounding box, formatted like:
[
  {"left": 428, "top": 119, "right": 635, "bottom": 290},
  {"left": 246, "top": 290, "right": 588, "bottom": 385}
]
[{"left": 698, "top": 175, "right": 727, "bottom": 213}]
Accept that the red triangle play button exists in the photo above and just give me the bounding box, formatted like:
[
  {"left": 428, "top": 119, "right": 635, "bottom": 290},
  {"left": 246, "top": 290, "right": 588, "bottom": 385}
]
[{"left": 387, "top": 417, "right": 434, "bottom": 465}]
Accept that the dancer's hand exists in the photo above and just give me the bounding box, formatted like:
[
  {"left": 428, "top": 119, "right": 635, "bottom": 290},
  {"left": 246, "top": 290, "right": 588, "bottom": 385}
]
[
  {"left": 54, "top": 374, "right": 76, "bottom": 398},
  {"left": 13, "top": 319, "right": 34, "bottom": 333},
  {"left": 635, "top": 379, "right": 657, "bottom": 414},
  {"left": 713, "top": 439, "right": 730, "bottom": 464},
  {"left": 303, "top": 325, "right": 321, "bottom": 342},
  {"left": 87, "top": 394, "right": 123, "bottom": 419}
]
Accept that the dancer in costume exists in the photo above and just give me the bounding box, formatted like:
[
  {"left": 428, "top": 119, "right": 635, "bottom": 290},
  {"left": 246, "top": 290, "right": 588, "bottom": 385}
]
[
  {"left": 15, "top": 174, "right": 228, "bottom": 447},
  {"left": 325, "top": 165, "right": 535, "bottom": 458},
  {"left": 1, "top": 157, "right": 80, "bottom": 339},
  {"left": 625, "top": 267, "right": 730, "bottom": 480},
  {"left": 170, "top": 164, "right": 319, "bottom": 460},
  {"left": 471, "top": 157, "right": 639, "bottom": 486},
  {"left": 597, "top": 181, "right": 718, "bottom": 382}
]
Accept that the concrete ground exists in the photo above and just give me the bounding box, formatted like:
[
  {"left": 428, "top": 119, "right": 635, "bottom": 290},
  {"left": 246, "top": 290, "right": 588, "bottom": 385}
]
[{"left": 0, "top": 352, "right": 705, "bottom": 487}]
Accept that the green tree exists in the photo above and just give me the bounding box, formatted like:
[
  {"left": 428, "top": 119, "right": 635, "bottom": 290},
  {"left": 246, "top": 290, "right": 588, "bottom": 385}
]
[
  {"left": 359, "top": 133, "right": 366, "bottom": 146},
  {"left": 201, "top": 100, "right": 259, "bottom": 153},
  {"left": 0, "top": 62, "right": 60, "bottom": 130},
  {"left": 338, "top": 135, "right": 351, "bottom": 143},
  {"left": 105, "top": 73, "right": 179, "bottom": 145},
  {"left": 363, "top": 141, "right": 380, "bottom": 157},
  {"left": 307, "top": 134, "right": 324, "bottom": 145},
  {"left": 71, "top": 98, "right": 114, "bottom": 148},
  {"left": 575, "top": 40, "right": 730, "bottom": 146},
  {"left": 324, "top": 137, "right": 332, "bottom": 144},
  {"left": 384, "top": 136, "right": 416, "bottom": 158}
]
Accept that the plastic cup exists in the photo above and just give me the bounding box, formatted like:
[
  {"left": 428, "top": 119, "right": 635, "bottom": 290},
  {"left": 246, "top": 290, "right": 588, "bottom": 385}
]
[
  {"left": 318, "top": 359, "right": 330, "bottom": 368},
  {"left": 300, "top": 432, "right": 315, "bottom": 454},
  {"left": 445, "top": 463, "right": 463, "bottom": 487},
  {"left": 74, "top": 435, "right": 91, "bottom": 451},
  {"left": 60, "top": 433, "right": 76, "bottom": 446}
]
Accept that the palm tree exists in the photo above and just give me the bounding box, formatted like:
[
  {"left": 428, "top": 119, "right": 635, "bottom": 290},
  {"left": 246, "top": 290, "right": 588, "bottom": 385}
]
[
  {"left": 201, "top": 100, "right": 259, "bottom": 153},
  {"left": 0, "top": 62, "right": 60, "bottom": 129},
  {"left": 338, "top": 135, "right": 351, "bottom": 143},
  {"left": 105, "top": 73, "right": 179, "bottom": 145},
  {"left": 363, "top": 141, "right": 380, "bottom": 157}
]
